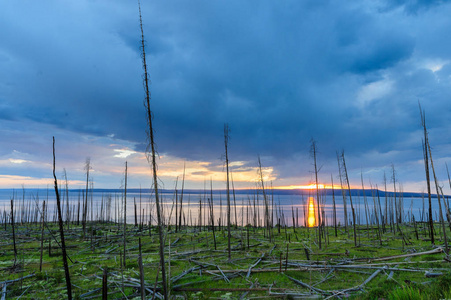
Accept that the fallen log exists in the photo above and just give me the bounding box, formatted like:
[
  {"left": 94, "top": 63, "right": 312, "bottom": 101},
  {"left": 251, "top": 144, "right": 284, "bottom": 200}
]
[{"left": 369, "top": 247, "right": 443, "bottom": 262}]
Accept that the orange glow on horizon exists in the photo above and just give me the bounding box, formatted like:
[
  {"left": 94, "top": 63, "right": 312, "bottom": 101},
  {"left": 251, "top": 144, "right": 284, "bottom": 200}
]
[
  {"left": 307, "top": 197, "right": 316, "bottom": 227},
  {"left": 274, "top": 184, "right": 343, "bottom": 190}
]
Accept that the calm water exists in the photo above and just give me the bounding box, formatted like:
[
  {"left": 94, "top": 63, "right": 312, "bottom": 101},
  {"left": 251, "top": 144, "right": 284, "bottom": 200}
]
[{"left": 0, "top": 188, "right": 446, "bottom": 226}]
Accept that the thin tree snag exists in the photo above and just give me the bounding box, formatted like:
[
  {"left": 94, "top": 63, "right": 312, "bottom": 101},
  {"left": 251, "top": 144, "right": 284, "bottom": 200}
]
[
  {"left": 419, "top": 103, "right": 435, "bottom": 244},
  {"left": 311, "top": 139, "right": 322, "bottom": 249},
  {"left": 10, "top": 199, "right": 17, "bottom": 265},
  {"left": 83, "top": 158, "right": 90, "bottom": 236},
  {"left": 427, "top": 141, "right": 449, "bottom": 254},
  {"left": 39, "top": 200, "right": 45, "bottom": 272},
  {"left": 342, "top": 151, "right": 357, "bottom": 247},
  {"left": 53, "top": 137, "right": 72, "bottom": 300},
  {"left": 224, "top": 124, "right": 232, "bottom": 261},
  {"left": 139, "top": 2, "right": 167, "bottom": 299},
  {"left": 102, "top": 268, "right": 108, "bottom": 300},
  {"left": 123, "top": 161, "right": 127, "bottom": 267},
  {"left": 138, "top": 238, "right": 145, "bottom": 300}
]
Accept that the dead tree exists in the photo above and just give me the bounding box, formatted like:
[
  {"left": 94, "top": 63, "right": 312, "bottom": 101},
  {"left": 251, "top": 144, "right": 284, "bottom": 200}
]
[
  {"left": 427, "top": 141, "right": 448, "bottom": 253},
  {"left": 224, "top": 124, "right": 232, "bottom": 260},
  {"left": 139, "top": 3, "right": 167, "bottom": 299},
  {"left": 341, "top": 151, "right": 357, "bottom": 247},
  {"left": 258, "top": 156, "right": 272, "bottom": 242},
  {"left": 178, "top": 164, "right": 186, "bottom": 231},
  {"left": 311, "top": 139, "right": 322, "bottom": 249},
  {"left": 11, "top": 198, "right": 17, "bottom": 265},
  {"left": 331, "top": 175, "right": 337, "bottom": 237},
  {"left": 39, "top": 200, "right": 45, "bottom": 271},
  {"left": 123, "top": 161, "right": 128, "bottom": 267},
  {"left": 419, "top": 104, "right": 434, "bottom": 244},
  {"left": 209, "top": 179, "right": 217, "bottom": 250},
  {"left": 53, "top": 137, "right": 72, "bottom": 300},
  {"left": 336, "top": 151, "right": 348, "bottom": 232},
  {"left": 82, "top": 158, "right": 91, "bottom": 235}
]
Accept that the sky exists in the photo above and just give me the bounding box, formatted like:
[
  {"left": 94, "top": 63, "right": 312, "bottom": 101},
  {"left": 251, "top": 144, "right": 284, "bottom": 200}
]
[{"left": 1, "top": 0, "right": 451, "bottom": 193}]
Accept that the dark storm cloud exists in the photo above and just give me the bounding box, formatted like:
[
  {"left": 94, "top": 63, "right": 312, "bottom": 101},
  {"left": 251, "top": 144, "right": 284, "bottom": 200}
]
[
  {"left": 1, "top": 0, "right": 451, "bottom": 190},
  {"left": 140, "top": 1, "right": 418, "bottom": 164}
]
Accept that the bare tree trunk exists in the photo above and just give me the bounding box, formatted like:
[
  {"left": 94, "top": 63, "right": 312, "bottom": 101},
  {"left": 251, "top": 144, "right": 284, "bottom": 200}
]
[
  {"left": 102, "top": 267, "right": 108, "bottom": 300},
  {"left": 134, "top": 197, "right": 138, "bottom": 227},
  {"left": 361, "top": 172, "right": 369, "bottom": 237},
  {"left": 427, "top": 142, "right": 448, "bottom": 253},
  {"left": 139, "top": 4, "right": 167, "bottom": 298},
  {"left": 53, "top": 137, "right": 72, "bottom": 300},
  {"left": 11, "top": 198, "right": 17, "bottom": 265},
  {"left": 311, "top": 140, "right": 321, "bottom": 249},
  {"left": 123, "top": 162, "right": 127, "bottom": 267},
  {"left": 138, "top": 238, "right": 145, "bottom": 300},
  {"left": 63, "top": 169, "right": 70, "bottom": 228},
  {"left": 342, "top": 151, "right": 357, "bottom": 247},
  {"left": 209, "top": 179, "right": 217, "bottom": 250},
  {"left": 258, "top": 156, "right": 271, "bottom": 242},
  {"left": 391, "top": 164, "right": 398, "bottom": 228},
  {"left": 224, "top": 124, "right": 231, "bottom": 261},
  {"left": 419, "top": 104, "right": 434, "bottom": 244},
  {"left": 336, "top": 152, "right": 348, "bottom": 233},
  {"left": 231, "top": 173, "right": 238, "bottom": 227},
  {"left": 39, "top": 200, "right": 45, "bottom": 272},
  {"left": 331, "top": 175, "right": 337, "bottom": 237},
  {"left": 83, "top": 158, "right": 90, "bottom": 236},
  {"left": 178, "top": 164, "right": 185, "bottom": 232},
  {"left": 175, "top": 188, "right": 178, "bottom": 232}
]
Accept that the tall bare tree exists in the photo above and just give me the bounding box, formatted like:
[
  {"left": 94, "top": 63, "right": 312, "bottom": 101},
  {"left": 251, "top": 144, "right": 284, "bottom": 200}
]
[
  {"left": 53, "top": 137, "right": 72, "bottom": 300},
  {"left": 311, "top": 139, "right": 322, "bottom": 249},
  {"left": 341, "top": 151, "right": 357, "bottom": 247},
  {"left": 224, "top": 124, "right": 231, "bottom": 260},
  {"left": 139, "top": 3, "right": 167, "bottom": 298},
  {"left": 82, "top": 158, "right": 90, "bottom": 235},
  {"left": 123, "top": 162, "right": 127, "bottom": 267},
  {"left": 419, "top": 103, "right": 434, "bottom": 244},
  {"left": 427, "top": 141, "right": 448, "bottom": 253},
  {"left": 258, "top": 156, "right": 272, "bottom": 242}
]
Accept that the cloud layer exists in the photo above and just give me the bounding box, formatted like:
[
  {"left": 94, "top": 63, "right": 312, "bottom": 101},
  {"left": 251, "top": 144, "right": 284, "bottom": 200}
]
[{"left": 1, "top": 0, "right": 451, "bottom": 191}]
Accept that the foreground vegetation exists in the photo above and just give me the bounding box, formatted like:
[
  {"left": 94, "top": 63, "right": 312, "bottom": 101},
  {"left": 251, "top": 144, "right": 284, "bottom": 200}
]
[{"left": 1, "top": 220, "right": 451, "bottom": 299}]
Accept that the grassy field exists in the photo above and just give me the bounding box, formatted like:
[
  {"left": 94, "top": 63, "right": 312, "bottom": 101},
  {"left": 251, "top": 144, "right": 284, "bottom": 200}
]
[{"left": 1, "top": 221, "right": 451, "bottom": 299}]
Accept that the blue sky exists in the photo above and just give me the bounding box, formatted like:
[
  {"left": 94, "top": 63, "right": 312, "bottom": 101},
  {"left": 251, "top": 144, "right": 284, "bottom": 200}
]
[{"left": 1, "top": 0, "right": 451, "bottom": 192}]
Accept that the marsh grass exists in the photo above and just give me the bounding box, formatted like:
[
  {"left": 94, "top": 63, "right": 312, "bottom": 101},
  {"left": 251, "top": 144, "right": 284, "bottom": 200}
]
[{"left": 0, "top": 221, "right": 450, "bottom": 299}]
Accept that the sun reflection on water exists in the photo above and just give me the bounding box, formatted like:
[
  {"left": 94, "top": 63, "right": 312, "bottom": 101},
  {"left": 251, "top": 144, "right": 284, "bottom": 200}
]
[{"left": 308, "top": 197, "right": 316, "bottom": 227}]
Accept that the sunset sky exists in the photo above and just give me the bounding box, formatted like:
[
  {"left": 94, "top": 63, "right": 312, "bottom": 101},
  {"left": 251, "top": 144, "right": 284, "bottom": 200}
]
[{"left": 1, "top": 1, "right": 451, "bottom": 193}]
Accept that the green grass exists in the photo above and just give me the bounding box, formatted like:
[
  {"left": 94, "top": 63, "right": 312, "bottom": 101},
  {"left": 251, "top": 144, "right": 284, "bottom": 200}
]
[{"left": 0, "top": 222, "right": 450, "bottom": 299}]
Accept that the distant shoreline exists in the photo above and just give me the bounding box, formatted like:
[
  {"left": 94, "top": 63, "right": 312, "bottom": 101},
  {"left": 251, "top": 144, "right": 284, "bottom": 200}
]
[{"left": 0, "top": 187, "right": 445, "bottom": 198}]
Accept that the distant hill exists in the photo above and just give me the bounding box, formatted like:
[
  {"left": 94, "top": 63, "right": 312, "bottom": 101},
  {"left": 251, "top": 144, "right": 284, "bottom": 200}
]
[{"left": 0, "top": 188, "right": 446, "bottom": 199}]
